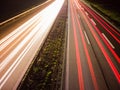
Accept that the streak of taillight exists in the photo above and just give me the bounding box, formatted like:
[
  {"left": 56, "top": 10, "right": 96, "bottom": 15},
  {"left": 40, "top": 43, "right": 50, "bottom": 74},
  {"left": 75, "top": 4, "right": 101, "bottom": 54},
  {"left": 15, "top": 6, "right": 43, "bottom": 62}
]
[
  {"left": 74, "top": 5, "right": 99, "bottom": 90},
  {"left": 87, "top": 9, "right": 120, "bottom": 44},
  {"left": 90, "top": 19, "right": 120, "bottom": 64},
  {"left": 91, "top": 11, "right": 120, "bottom": 44},
  {"left": 79, "top": 1, "right": 120, "bottom": 37},
  {"left": 77, "top": 1, "right": 120, "bottom": 64},
  {"left": 80, "top": 8, "right": 120, "bottom": 83},
  {"left": 71, "top": 0, "right": 84, "bottom": 90},
  {"left": 94, "top": 12, "right": 120, "bottom": 37}
]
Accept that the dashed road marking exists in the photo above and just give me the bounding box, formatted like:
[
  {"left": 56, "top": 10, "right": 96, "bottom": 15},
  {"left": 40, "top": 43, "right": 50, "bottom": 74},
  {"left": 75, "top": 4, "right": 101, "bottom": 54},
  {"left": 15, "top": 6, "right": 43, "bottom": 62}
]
[
  {"left": 85, "top": 12, "right": 89, "bottom": 16},
  {"left": 84, "top": 31, "right": 90, "bottom": 45},
  {"left": 91, "top": 19, "right": 96, "bottom": 25},
  {"left": 102, "top": 33, "right": 115, "bottom": 49}
]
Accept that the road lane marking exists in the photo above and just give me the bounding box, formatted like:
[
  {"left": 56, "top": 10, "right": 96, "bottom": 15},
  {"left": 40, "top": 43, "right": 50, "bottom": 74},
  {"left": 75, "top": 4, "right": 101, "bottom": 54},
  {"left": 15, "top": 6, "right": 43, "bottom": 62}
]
[
  {"left": 85, "top": 5, "right": 120, "bottom": 36},
  {"left": 102, "top": 33, "right": 115, "bottom": 49},
  {"left": 82, "top": 9, "right": 120, "bottom": 83},
  {"left": 84, "top": 31, "right": 90, "bottom": 45},
  {"left": 90, "top": 19, "right": 96, "bottom": 25},
  {"left": 84, "top": 5, "right": 120, "bottom": 43},
  {"left": 85, "top": 12, "right": 89, "bottom": 16},
  {"left": 76, "top": 10, "right": 99, "bottom": 90},
  {"left": 87, "top": 11, "right": 120, "bottom": 63}
]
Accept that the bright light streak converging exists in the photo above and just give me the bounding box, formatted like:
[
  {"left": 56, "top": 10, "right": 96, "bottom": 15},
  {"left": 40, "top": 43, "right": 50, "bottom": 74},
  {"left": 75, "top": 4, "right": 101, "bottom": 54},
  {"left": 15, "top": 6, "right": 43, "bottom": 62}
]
[{"left": 0, "top": 0, "right": 64, "bottom": 89}]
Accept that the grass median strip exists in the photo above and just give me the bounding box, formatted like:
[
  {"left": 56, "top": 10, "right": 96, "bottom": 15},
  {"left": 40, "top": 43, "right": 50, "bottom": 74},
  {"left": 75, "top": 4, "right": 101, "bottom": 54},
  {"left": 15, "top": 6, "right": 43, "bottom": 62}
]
[{"left": 18, "top": 0, "right": 67, "bottom": 90}]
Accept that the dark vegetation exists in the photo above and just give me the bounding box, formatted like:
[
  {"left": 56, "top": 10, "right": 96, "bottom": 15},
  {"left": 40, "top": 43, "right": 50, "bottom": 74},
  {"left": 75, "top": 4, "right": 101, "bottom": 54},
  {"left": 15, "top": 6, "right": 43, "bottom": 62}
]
[
  {"left": 18, "top": 0, "right": 67, "bottom": 89},
  {"left": 84, "top": 0, "right": 120, "bottom": 29},
  {"left": 87, "top": 0, "right": 120, "bottom": 12},
  {"left": 0, "top": 0, "right": 47, "bottom": 22}
]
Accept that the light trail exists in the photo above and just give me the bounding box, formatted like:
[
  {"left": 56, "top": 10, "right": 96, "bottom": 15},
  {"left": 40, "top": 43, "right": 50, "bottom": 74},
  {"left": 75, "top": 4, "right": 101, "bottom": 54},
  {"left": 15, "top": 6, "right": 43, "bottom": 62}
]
[
  {"left": 0, "top": 0, "right": 65, "bottom": 89},
  {"left": 66, "top": 0, "right": 120, "bottom": 89},
  {"left": 79, "top": 2, "right": 120, "bottom": 44},
  {"left": 77, "top": 0, "right": 120, "bottom": 64},
  {"left": 88, "top": 16, "right": 120, "bottom": 64},
  {"left": 79, "top": 5, "right": 120, "bottom": 83},
  {"left": 84, "top": 31, "right": 90, "bottom": 45},
  {"left": 82, "top": 3, "right": 120, "bottom": 37},
  {"left": 74, "top": 1, "right": 99, "bottom": 89},
  {"left": 71, "top": 0, "right": 84, "bottom": 90},
  {"left": 0, "top": 14, "right": 43, "bottom": 51}
]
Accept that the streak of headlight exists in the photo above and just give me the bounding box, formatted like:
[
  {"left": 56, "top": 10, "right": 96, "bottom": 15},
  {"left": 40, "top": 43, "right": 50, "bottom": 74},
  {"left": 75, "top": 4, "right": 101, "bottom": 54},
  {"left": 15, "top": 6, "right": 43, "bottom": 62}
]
[{"left": 0, "top": 0, "right": 64, "bottom": 82}]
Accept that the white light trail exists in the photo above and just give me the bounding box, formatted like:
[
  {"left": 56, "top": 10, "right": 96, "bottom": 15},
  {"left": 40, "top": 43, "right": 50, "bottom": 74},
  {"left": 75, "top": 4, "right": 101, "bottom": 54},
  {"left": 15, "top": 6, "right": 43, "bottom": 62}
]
[{"left": 0, "top": 0, "right": 65, "bottom": 89}]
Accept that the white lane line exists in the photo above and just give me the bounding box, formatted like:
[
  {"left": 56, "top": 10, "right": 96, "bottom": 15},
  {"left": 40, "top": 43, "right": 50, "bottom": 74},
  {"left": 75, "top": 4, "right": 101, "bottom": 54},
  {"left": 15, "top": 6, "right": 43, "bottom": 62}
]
[
  {"left": 81, "top": 7, "right": 84, "bottom": 11},
  {"left": 90, "top": 18, "right": 96, "bottom": 25},
  {"left": 102, "top": 33, "right": 115, "bottom": 49},
  {"left": 85, "top": 12, "right": 89, "bottom": 16},
  {"left": 84, "top": 31, "right": 90, "bottom": 45}
]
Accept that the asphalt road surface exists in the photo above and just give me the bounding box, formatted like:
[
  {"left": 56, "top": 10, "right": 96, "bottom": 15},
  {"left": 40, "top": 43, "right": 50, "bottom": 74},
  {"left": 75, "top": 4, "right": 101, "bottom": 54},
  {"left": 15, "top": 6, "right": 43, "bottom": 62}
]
[
  {"left": 65, "top": 0, "right": 120, "bottom": 90},
  {"left": 0, "top": 0, "right": 64, "bottom": 89}
]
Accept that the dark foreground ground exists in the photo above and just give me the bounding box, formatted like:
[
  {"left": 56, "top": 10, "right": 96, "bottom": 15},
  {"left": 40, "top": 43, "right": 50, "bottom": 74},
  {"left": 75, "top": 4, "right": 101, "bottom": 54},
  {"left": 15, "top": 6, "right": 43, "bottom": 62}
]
[
  {"left": 18, "top": 0, "right": 68, "bottom": 89},
  {"left": 0, "top": 0, "right": 47, "bottom": 22}
]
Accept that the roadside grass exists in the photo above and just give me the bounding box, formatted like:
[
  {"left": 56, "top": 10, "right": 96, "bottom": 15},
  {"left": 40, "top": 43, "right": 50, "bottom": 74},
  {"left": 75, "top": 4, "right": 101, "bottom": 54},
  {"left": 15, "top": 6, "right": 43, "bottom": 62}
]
[{"left": 84, "top": 0, "right": 120, "bottom": 30}]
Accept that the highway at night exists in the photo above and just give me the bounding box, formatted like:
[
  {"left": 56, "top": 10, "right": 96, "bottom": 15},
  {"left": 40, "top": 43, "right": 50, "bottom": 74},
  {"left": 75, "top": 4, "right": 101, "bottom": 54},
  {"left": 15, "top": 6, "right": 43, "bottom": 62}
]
[
  {"left": 0, "top": 0, "right": 64, "bottom": 89},
  {"left": 65, "top": 0, "right": 120, "bottom": 90},
  {"left": 0, "top": 0, "right": 120, "bottom": 89}
]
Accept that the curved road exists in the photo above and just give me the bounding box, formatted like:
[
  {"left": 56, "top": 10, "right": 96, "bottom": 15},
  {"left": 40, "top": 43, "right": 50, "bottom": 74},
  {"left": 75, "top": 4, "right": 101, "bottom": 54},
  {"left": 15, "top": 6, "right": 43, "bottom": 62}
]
[
  {"left": 0, "top": 0, "right": 64, "bottom": 89},
  {"left": 65, "top": 0, "right": 120, "bottom": 90}
]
